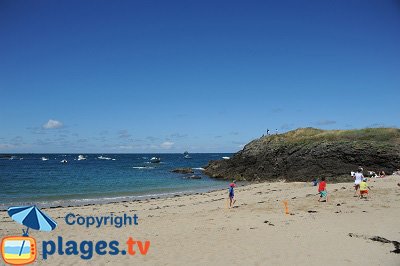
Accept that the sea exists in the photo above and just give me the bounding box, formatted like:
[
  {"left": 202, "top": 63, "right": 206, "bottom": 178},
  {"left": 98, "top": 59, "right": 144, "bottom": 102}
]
[{"left": 0, "top": 153, "right": 231, "bottom": 210}]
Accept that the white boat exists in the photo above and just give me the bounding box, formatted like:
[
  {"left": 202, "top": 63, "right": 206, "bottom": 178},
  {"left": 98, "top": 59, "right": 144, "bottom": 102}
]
[
  {"left": 184, "top": 154, "right": 192, "bottom": 159},
  {"left": 77, "top": 155, "right": 87, "bottom": 160},
  {"left": 98, "top": 156, "right": 112, "bottom": 160},
  {"left": 222, "top": 156, "right": 230, "bottom": 160},
  {"left": 41, "top": 157, "right": 49, "bottom": 161},
  {"left": 60, "top": 159, "right": 68, "bottom": 163},
  {"left": 150, "top": 157, "right": 161, "bottom": 163}
]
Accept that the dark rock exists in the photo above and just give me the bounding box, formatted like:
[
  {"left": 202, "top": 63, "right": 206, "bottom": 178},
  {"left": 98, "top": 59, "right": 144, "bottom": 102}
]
[
  {"left": 204, "top": 128, "right": 400, "bottom": 182},
  {"left": 370, "top": 236, "right": 400, "bottom": 254},
  {"left": 186, "top": 175, "right": 201, "bottom": 179},
  {"left": 172, "top": 168, "right": 194, "bottom": 174}
]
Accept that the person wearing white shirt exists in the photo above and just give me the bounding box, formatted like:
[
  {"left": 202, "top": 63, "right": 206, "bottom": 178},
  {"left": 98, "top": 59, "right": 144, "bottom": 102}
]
[{"left": 354, "top": 168, "right": 364, "bottom": 197}]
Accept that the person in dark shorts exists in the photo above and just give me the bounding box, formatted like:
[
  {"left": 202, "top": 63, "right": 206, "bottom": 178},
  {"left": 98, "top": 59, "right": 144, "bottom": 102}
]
[{"left": 229, "top": 180, "right": 237, "bottom": 208}]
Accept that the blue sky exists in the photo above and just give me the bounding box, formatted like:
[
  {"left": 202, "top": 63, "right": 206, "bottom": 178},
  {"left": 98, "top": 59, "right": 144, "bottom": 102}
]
[{"left": 0, "top": 0, "right": 399, "bottom": 153}]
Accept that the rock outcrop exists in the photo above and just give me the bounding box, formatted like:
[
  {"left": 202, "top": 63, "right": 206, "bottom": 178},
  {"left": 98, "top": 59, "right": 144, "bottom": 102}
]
[
  {"left": 185, "top": 175, "right": 202, "bottom": 179},
  {"left": 204, "top": 128, "right": 400, "bottom": 182},
  {"left": 171, "top": 168, "right": 194, "bottom": 174}
]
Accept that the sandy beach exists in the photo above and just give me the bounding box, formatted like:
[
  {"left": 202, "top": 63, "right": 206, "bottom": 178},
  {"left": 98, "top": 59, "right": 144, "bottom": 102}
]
[{"left": 1, "top": 175, "right": 399, "bottom": 266}]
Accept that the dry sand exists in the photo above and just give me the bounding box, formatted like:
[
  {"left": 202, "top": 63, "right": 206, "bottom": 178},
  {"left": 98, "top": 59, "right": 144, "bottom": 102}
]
[{"left": 1, "top": 175, "right": 400, "bottom": 266}]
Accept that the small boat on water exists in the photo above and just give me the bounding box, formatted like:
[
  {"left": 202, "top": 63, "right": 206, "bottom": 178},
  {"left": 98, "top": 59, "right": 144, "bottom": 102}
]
[
  {"left": 60, "top": 159, "right": 68, "bottom": 163},
  {"left": 222, "top": 156, "right": 230, "bottom": 160},
  {"left": 98, "top": 155, "right": 112, "bottom": 160},
  {"left": 41, "top": 157, "right": 49, "bottom": 161},
  {"left": 77, "top": 155, "right": 87, "bottom": 160},
  {"left": 150, "top": 157, "right": 161, "bottom": 163},
  {"left": 183, "top": 151, "right": 192, "bottom": 159}
]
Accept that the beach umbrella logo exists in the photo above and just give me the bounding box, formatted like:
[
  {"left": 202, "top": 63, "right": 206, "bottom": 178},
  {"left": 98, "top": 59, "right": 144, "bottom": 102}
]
[{"left": 1, "top": 206, "right": 57, "bottom": 265}]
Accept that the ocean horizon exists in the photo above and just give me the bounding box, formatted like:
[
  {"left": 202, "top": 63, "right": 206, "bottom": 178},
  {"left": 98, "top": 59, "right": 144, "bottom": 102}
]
[{"left": 0, "top": 153, "right": 232, "bottom": 210}]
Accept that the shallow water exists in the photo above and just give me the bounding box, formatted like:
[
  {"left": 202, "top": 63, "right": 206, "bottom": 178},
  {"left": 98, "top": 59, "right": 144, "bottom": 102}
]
[{"left": 0, "top": 153, "right": 231, "bottom": 209}]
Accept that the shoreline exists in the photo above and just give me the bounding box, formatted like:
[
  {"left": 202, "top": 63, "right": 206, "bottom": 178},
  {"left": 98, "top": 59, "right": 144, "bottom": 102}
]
[
  {"left": 0, "top": 176, "right": 389, "bottom": 211},
  {"left": 0, "top": 185, "right": 229, "bottom": 211}
]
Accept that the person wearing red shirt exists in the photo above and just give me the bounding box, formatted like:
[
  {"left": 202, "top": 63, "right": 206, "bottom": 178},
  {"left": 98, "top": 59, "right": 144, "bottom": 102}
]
[{"left": 318, "top": 177, "right": 328, "bottom": 202}]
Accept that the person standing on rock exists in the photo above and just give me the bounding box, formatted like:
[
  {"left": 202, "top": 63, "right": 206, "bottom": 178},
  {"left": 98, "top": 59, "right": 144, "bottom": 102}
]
[{"left": 354, "top": 168, "right": 364, "bottom": 197}]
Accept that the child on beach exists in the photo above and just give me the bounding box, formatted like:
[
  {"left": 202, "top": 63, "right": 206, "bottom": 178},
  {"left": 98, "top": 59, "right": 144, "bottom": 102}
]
[
  {"left": 359, "top": 178, "right": 371, "bottom": 199},
  {"left": 229, "top": 180, "right": 237, "bottom": 208},
  {"left": 353, "top": 168, "right": 364, "bottom": 197},
  {"left": 318, "top": 177, "right": 328, "bottom": 202}
]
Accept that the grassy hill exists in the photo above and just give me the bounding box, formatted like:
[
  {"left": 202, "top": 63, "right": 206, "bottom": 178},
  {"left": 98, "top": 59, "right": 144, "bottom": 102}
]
[{"left": 204, "top": 128, "right": 400, "bottom": 182}]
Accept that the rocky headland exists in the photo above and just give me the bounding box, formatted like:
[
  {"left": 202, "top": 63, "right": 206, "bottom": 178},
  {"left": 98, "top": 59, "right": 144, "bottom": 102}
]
[{"left": 204, "top": 128, "right": 400, "bottom": 182}]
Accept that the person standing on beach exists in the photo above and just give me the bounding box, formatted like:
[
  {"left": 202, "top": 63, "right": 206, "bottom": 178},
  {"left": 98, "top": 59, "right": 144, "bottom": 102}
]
[
  {"left": 354, "top": 168, "right": 364, "bottom": 197},
  {"left": 359, "top": 178, "right": 371, "bottom": 199},
  {"left": 229, "top": 180, "right": 237, "bottom": 208},
  {"left": 318, "top": 177, "right": 328, "bottom": 202}
]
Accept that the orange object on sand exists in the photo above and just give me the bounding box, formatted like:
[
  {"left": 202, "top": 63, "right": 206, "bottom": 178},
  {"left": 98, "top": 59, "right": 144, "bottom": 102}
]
[{"left": 283, "top": 200, "right": 289, "bottom": 214}]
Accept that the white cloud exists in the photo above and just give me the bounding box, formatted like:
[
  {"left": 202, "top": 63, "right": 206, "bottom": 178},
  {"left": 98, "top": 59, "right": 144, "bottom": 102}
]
[
  {"left": 0, "top": 143, "right": 14, "bottom": 150},
  {"left": 160, "top": 141, "right": 174, "bottom": 149},
  {"left": 118, "top": 130, "right": 131, "bottom": 139},
  {"left": 118, "top": 145, "right": 134, "bottom": 150},
  {"left": 43, "top": 119, "right": 63, "bottom": 129}
]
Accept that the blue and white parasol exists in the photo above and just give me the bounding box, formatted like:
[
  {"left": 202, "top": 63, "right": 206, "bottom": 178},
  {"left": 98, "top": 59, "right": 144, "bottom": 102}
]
[{"left": 8, "top": 206, "right": 57, "bottom": 235}]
